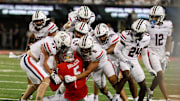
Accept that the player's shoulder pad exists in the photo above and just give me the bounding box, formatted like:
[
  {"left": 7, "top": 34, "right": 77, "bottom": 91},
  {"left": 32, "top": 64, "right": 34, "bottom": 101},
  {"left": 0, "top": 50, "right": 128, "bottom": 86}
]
[
  {"left": 141, "top": 33, "right": 150, "bottom": 46},
  {"left": 108, "top": 33, "right": 120, "bottom": 45},
  {"left": 48, "top": 22, "right": 58, "bottom": 34},
  {"left": 91, "top": 44, "right": 106, "bottom": 61},
  {"left": 68, "top": 11, "right": 77, "bottom": 22},
  {"left": 120, "top": 30, "right": 132, "bottom": 42},
  {"left": 163, "top": 20, "right": 173, "bottom": 29},
  {"left": 29, "top": 21, "right": 34, "bottom": 31},
  {"left": 43, "top": 37, "right": 56, "bottom": 54}
]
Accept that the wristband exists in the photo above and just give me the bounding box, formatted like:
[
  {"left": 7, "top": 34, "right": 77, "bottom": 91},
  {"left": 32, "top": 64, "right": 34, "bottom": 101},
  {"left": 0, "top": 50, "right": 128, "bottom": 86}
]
[{"left": 165, "top": 51, "right": 170, "bottom": 56}]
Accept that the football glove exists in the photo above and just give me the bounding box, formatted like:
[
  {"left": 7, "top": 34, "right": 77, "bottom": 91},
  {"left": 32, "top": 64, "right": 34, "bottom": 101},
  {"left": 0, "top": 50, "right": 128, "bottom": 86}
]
[
  {"left": 161, "top": 56, "right": 169, "bottom": 72},
  {"left": 149, "top": 69, "right": 157, "bottom": 77},
  {"left": 64, "top": 75, "right": 77, "bottom": 83},
  {"left": 50, "top": 72, "right": 61, "bottom": 85}
]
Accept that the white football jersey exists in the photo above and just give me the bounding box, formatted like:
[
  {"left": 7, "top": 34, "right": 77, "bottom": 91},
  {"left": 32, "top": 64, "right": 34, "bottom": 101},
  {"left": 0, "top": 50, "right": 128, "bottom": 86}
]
[
  {"left": 72, "top": 40, "right": 108, "bottom": 69},
  {"left": 68, "top": 10, "right": 95, "bottom": 26},
  {"left": 29, "top": 22, "right": 58, "bottom": 40},
  {"left": 93, "top": 33, "right": 120, "bottom": 62},
  {"left": 117, "top": 30, "right": 150, "bottom": 60},
  {"left": 146, "top": 20, "right": 173, "bottom": 56},
  {"left": 30, "top": 36, "right": 57, "bottom": 60}
]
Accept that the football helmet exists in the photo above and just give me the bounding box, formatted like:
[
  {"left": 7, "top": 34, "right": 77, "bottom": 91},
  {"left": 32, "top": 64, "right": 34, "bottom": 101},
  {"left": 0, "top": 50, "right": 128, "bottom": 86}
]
[
  {"left": 75, "top": 22, "right": 89, "bottom": 35},
  {"left": 60, "top": 48, "right": 74, "bottom": 63},
  {"left": 94, "top": 23, "right": 109, "bottom": 44},
  {"left": 131, "top": 19, "right": 147, "bottom": 40},
  {"left": 78, "top": 6, "right": 92, "bottom": 22},
  {"left": 79, "top": 35, "right": 93, "bottom": 57},
  {"left": 149, "top": 6, "right": 165, "bottom": 25},
  {"left": 54, "top": 31, "right": 71, "bottom": 50},
  {"left": 32, "top": 11, "right": 47, "bottom": 29}
]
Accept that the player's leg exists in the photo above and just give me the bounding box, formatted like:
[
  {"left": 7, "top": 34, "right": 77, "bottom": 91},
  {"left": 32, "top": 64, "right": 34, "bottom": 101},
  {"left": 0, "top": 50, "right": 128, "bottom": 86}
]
[
  {"left": 21, "top": 84, "right": 39, "bottom": 100},
  {"left": 130, "top": 59, "right": 146, "bottom": 101},
  {"left": 138, "top": 80, "right": 147, "bottom": 101},
  {"left": 148, "top": 53, "right": 169, "bottom": 100},
  {"left": 103, "top": 60, "right": 128, "bottom": 101},
  {"left": 36, "top": 77, "right": 50, "bottom": 101},
  {"left": 91, "top": 70, "right": 113, "bottom": 100},
  {"left": 93, "top": 81, "right": 99, "bottom": 100},
  {"left": 128, "top": 75, "right": 138, "bottom": 101}
]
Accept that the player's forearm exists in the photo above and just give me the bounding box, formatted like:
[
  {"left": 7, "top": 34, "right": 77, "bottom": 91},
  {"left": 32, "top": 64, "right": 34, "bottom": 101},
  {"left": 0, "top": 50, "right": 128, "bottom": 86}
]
[
  {"left": 76, "top": 61, "right": 98, "bottom": 80},
  {"left": 165, "top": 36, "right": 172, "bottom": 56},
  {"left": 106, "top": 43, "right": 116, "bottom": 54},
  {"left": 141, "top": 49, "right": 152, "bottom": 71}
]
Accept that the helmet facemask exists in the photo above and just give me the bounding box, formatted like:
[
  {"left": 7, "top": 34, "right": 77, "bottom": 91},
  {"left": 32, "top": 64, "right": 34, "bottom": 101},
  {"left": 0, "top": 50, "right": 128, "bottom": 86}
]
[
  {"left": 60, "top": 48, "right": 74, "bottom": 63},
  {"left": 132, "top": 30, "right": 144, "bottom": 41},
  {"left": 97, "top": 33, "right": 109, "bottom": 44},
  {"left": 149, "top": 15, "right": 163, "bottom": 25}
]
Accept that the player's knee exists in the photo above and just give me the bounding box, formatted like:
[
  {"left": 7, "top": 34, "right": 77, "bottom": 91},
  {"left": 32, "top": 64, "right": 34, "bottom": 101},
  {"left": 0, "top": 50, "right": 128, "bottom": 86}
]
[
  {"left": 123, "top": 71, "right": 131, "bottom": 80},
  {"left": 138, "top": 80, "right": 147, "bottom": 91},
  {"left": 108, "top": 75, "right": 118, "bottom": 85},
  {"left": 42, "top": 77, "right": 50, "bottom": 85}
]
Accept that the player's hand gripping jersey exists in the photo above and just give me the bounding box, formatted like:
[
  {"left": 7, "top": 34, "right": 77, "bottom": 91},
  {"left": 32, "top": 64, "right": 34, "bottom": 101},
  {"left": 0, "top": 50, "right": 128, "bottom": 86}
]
[
  {"left": 29, "top": 21, "right": 58, "bottom": 40},
  {"left": 146, "top": 20, "right": 173, "bottom": 57}
]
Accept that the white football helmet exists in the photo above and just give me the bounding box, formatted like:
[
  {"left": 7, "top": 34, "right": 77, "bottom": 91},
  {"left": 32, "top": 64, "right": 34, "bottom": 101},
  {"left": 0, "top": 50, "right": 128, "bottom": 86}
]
[
  {"left": 75, "top": 22, "right": 89, "bottom": 34},
  {"left": 149, "top": 6, "right": 165, "bottom": 25},
  {"left": 32, "top": 11, "right": 47, "bottom": 29},
  {"left": 54, "top": 31, "right": 71, "bottom": 50},
  {"left": 131, "top": 19, "right": 147, "bottom": 40},
  {"left": 78, "top": 6, "right": 92, "bottom": 21},
  {"left": 79, "top": 35, "right": 93, "bottom": 57},
  {"left": 94, "top": 23, "right": 109, "bottom": 44}
]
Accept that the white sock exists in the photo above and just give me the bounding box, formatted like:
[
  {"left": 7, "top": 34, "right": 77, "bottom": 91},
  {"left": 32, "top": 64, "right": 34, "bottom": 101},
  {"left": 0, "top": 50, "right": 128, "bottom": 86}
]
[
  {"left": 94, "top": 94, "right": 98, "bottom": 100},
  {"left": 133, "top": 97, "right": 138, "bottom": 101},
  {"left": 107, "top": 91, "right": 113, "bottom": 99}
]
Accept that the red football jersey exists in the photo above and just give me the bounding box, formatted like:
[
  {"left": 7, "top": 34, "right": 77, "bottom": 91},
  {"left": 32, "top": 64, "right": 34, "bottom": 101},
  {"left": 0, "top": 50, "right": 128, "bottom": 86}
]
[{"left": 57, "top": 52, "right": 88, "bottom": 101}]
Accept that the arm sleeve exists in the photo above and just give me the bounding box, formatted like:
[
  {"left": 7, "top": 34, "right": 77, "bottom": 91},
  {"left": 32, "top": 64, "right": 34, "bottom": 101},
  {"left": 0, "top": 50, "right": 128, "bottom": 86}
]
[
  {"left": 114, "top": 41, "right": 128, "bottom": 62},
  {"left": 141, "top": 48, "right": 153, "bottom": 71}
]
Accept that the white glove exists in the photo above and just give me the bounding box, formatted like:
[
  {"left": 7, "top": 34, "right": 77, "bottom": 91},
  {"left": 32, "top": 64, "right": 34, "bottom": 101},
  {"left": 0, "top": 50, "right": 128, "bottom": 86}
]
[
  {"left": 149, "top": 69, "right": 157, "bottom": 77},
  {"left": 161, "top": 56, "right": 169, "bottom": 71},
  {"left": 64, "top": 75, "right": 77, "bottom": 83},
  {"left": 50, "top": 72, "right": 61, "bottom": 85}
]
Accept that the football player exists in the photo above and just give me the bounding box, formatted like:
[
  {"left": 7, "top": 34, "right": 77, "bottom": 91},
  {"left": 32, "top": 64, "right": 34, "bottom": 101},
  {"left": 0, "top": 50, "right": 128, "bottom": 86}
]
[
  {"left": 46, "top": 48, "right": 88, "bottom": 101},
  {"left": 20, "top": 31, "right": 71, "bottom": 101},
  {"left": 27, "top": 10, "right": 58, "bottom": 50},
  {"left": 146, "top": 6, "right": 173, "bottom": 101},
  {"left": 87, "top": 23, "right": 130, "bottom": 101},
  {"left": 63, "top": 6, "right": 95, "bottom": 32},
  {"left": 64, "top": 35, "right": 128, "bottom": 101},
  {"left": 114, "top": 19, "right": 157, "bottom": 101}
]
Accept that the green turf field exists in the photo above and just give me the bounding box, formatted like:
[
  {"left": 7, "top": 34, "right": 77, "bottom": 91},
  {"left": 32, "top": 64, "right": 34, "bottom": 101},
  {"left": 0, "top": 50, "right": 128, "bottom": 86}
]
[{"left": 0, "top": 54, "right": 180, "bottom": 101}]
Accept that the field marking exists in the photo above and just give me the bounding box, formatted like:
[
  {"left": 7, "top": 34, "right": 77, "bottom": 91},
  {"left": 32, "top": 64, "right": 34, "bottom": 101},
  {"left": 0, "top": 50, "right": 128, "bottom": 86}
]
[{"left": 0, "top": 69, "right": 23, "bottom": 72}]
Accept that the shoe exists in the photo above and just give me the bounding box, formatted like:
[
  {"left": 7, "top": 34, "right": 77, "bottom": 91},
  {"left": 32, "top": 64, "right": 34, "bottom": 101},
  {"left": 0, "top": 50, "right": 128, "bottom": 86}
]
[
  {"left": 86, "top": 94, "right": 98, "bottom": 101},
  {"left": 112, "top": 94, "right": 122, "bottom": 101},
  {"left": 21, "top": 93, "right": 33, "bottom": 100},
  {"left": 147, "top": 88, "right": 153, "bottom": 101}
]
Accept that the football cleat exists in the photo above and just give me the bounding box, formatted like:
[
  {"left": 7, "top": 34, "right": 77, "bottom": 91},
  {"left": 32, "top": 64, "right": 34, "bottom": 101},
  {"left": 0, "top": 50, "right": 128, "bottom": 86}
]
[
  {"left": 112, "top": 94, "right": 122, "bottom": 101},
  {"left": 147, "top": 88, "right": 153, "bottom": 101}
]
